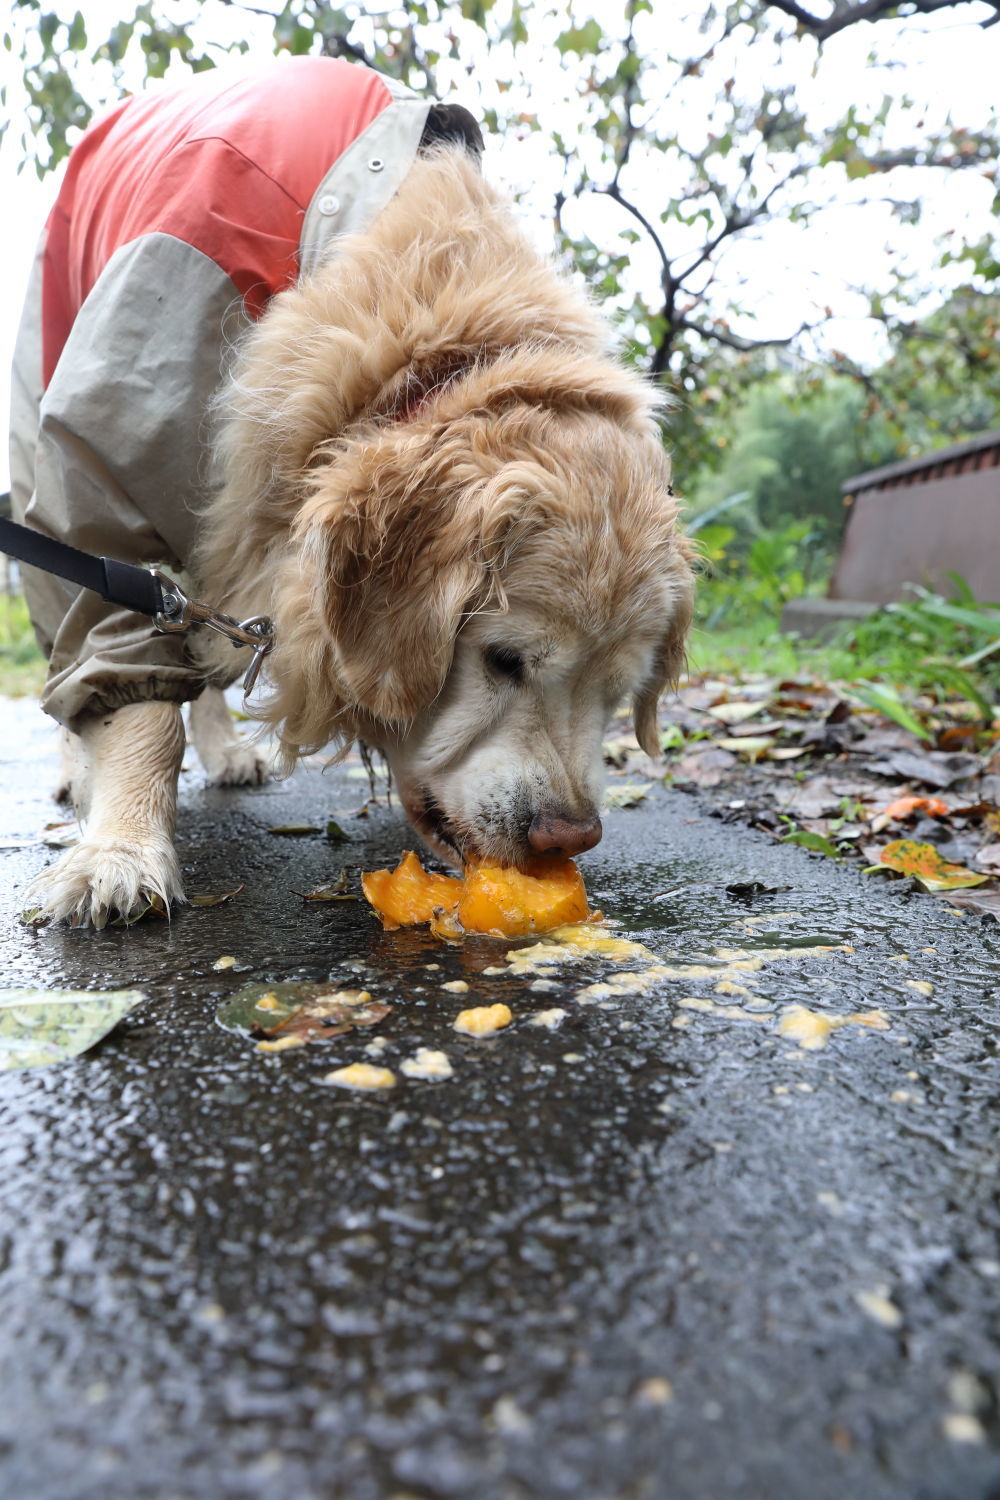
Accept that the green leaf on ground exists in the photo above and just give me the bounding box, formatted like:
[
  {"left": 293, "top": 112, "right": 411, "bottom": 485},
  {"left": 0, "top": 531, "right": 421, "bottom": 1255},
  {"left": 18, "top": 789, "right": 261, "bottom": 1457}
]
[
  {"left": 782, "top": 829, "right": 842, "bottom": 858},
  {"left": 217, "top": 980, "right": 391, "bottom": 1052},
  {"left": 0, "top": 988, "right": 144, "bottom": 1070}
]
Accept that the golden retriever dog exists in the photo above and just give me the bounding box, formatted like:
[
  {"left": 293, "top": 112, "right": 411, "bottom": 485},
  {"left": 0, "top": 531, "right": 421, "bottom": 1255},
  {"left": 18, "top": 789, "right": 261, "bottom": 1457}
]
[{"left": 30, "top": 148, "right": 692, "bottom": 925}]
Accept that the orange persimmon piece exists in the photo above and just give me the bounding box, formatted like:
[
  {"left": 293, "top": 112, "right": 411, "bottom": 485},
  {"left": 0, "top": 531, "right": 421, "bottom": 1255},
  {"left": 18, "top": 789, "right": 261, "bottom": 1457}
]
[
  {"left": 880, "top": 796, "right": 949, "bottom": 821},
  {"left": 360, "top": 851, "right": 463, "bottom": 931},
  {"left": 456, "top": 859, "right": 590, "bottom": 937},
  {"left": 361, "top": 851, "right": 591, "bottom": 937}
]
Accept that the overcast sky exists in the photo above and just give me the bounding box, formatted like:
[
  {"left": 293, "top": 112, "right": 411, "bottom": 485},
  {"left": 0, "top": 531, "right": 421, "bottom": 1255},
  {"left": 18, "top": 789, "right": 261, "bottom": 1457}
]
[{"left": 2, "top": 0, "right": 998, "bottom": 489}]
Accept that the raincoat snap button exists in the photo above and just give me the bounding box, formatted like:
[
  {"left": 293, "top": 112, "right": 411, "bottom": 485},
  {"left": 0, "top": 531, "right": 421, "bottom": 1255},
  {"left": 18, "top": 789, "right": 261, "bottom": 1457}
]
[
  {"left": 368, "top": 157, "right": 385, "bottom": 173},
  {"left": 318, "top": 194, "right": 340, "bottom": 216}
]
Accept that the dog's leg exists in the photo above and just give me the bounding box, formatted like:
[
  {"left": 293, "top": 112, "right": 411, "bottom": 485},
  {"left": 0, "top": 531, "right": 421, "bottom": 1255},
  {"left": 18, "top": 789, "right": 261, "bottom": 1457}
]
[
  {"left": 188, "top": 687, "right": 271, "bottom": 786},
  {"left": 53, "top": 726, "right": 84, "bottom": 805},
  {"left": 28, "top": 701, "right": 186, "bottom": 928}
]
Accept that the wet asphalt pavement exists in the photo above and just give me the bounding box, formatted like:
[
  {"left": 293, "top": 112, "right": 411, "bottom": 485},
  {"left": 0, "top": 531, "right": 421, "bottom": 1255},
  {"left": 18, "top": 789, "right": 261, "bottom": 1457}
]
[{"left": 2, "top": 695, "right": 1000, "bottom": 1500}]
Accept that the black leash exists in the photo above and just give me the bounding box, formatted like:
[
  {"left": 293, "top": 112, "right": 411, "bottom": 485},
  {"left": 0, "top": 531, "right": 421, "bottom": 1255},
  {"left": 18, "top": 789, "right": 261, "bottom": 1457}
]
[
  {"left": 0, "top": 506, "right": 274, "bottom": 696},
  {"left": 0, "top": 511, "right": 166, "bottom": 617}
]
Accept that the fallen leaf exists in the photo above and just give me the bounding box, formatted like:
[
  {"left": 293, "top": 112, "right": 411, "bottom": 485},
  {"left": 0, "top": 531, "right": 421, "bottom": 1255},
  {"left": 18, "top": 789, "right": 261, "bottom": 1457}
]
[
  {"left": 605, "top": 781, "right": 652, "bottom": 808},
  {"left": 936, "top": 889, "right": 1000, "bottom": 919},
  {"left": 266, "top": 823, "right": 322, "bottom": 836},
  {"left": 0, "top": 987, "right": 144, "bottom": 1070},
  {"left": 776, "top": 775, "right": 868, "bottom": 821},
  {"left": 603, "top": 733, "right": 641, "bottom": 767},
  {"left": 875, "top": 839, "right": 990, "bottom": 893},
  {"left": 853, "top": 724, "right": 928, "bottom": 756},
  {"left": 326, "top": 820, "right": 352, "bottom": 843},
  {"left": 937, "top": 725, "right": 979, "bottom": 752},
  {"left": 706, "top": 700, "right": 767, "bottom": 725},
  {"left": 189, "top": 883, "right": 246, "bottom": 908},
  {"left": 109, "top": 893, "right": 168, "bottom": 926},
  {"left": 884, "top": 750, "right": 984, "bottom": 790},
  {"left": 40, "top": 822, "right": 79, "bottom": 848},
  {"left": 782, "top": 830, "right": 842, "bottom": 858},
  {"left": 725, "top": 881, "right": 785, "bottom": 901},
  {"left": 672, "top": 746, "right": 739, "bottom": 786},
  {"left": 772, "top": 696, "right": 823, "bottom": 715},
  {"left": 292, "top": 870, "right": 356, "bottom": 901},
  {"left": 715, "top": 736, "right": 778, "bottom": 761},
  {"left": 217, "top": 980, "right": 391, "bottom": 1048},
  {"left": 975, "top": 843, "right": 1000, "bottom": 870},
  {"left": 879, "top": 796, "right": 950, "bottom": 821}
]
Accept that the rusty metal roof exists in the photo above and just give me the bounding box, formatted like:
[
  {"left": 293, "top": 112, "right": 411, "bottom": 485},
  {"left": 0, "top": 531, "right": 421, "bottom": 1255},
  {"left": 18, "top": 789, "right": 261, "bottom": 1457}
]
[{"left": 841, "top": 427, "right": 1000, "bottom": 493}]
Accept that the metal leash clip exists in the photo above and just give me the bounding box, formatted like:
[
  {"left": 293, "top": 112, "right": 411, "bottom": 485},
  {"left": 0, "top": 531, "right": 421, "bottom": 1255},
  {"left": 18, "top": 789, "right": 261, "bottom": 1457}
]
[{"left": 152, "top": 570, "right": 275, "bottom": 699}]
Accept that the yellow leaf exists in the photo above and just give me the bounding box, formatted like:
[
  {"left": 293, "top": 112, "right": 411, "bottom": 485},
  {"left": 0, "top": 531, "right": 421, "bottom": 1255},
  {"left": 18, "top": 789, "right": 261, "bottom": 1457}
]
[
  {"left": 878, "top": 839, "right": 989, "bottom": 892},
  {"left": 715, "top": 736, "right": 777, "bottom": 761}
]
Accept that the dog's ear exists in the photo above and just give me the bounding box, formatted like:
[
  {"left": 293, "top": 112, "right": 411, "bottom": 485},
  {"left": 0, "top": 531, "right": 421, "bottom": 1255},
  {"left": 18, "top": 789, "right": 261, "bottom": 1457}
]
[
  {"left": 313, "top": 521, "right": 482, "bottom": 724},
  {"left": 632, "top": 561, "right": 695, "bottom": 758},
  {"left": 288, "top": 427, "right": 511, "bottom": 728}
]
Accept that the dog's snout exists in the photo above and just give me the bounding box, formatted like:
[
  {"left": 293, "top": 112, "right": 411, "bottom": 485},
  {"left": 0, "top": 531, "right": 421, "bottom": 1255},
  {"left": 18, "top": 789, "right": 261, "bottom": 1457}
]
[{"left": 527, "top": 812, "right": 603, "bottom": 858}]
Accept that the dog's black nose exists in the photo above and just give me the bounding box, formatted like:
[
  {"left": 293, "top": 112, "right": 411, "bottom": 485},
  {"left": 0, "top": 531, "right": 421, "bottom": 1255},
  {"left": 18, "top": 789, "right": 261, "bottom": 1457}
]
[{"left": 527, "top": 812, "right": 602, "bottom": 857}]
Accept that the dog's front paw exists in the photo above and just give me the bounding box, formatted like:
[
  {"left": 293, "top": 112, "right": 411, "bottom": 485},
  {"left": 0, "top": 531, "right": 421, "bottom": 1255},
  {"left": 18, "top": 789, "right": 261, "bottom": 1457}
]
[
  {"left": 26, "top": 833, "right": 185, "bottom": 929},
  {"left": 201, "top": 738, "right": 272, "bottom": 787}
]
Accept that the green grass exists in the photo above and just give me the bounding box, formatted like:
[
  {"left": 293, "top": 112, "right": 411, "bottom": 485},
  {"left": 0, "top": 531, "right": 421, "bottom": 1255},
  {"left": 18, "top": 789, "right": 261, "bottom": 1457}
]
[
  {"left": 688, "top": 617, "right": 850, "bottom": 683},
  {"left": 690, "top": 571, "right": 1000, "bottom": 727},
  {"left": 0, "top": 592, "right": 47, "bottom": 697},
  {"left": 692, "top": 506, "right": 1000, "bottom": 719}
]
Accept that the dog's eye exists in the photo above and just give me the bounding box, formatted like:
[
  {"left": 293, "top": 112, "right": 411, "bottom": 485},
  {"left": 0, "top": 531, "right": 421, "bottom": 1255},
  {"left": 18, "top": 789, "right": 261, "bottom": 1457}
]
[{"left": 483, "top": 644, "right": 525, "bottom": 682}]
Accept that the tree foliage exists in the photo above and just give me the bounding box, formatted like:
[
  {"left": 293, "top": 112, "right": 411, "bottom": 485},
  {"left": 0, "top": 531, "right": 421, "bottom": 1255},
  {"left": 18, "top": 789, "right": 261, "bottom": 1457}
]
[{"left": 5, "top": 0, "right": 999, "bottom": 482}]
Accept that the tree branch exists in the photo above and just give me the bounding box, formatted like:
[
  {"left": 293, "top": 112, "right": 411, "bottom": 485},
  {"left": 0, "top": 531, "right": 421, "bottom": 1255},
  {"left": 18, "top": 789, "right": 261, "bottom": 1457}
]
[
  {"left": 761, "top": 0, "right": 1000, "bottom": 43},
  {"left": 674, "top": 315, "right": 816, "bottom": 354},
  {"left": 591, "top": 181, "right": 674, "bottom": 293},
  {"left": 610, "top": 0, "right": 641, "bottom": 188}
]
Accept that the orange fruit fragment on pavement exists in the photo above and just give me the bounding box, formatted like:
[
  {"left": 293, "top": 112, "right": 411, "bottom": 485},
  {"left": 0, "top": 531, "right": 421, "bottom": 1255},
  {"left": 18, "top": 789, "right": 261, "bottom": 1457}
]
[
  {"left": 456, "top": 859, "right": 590, "bottom": 937},
  {"left": 360, "top": 851, "right": 463, "bottom": 930},
  {"left": 361, "top": 851, "right": 590, "bottom": 937}
]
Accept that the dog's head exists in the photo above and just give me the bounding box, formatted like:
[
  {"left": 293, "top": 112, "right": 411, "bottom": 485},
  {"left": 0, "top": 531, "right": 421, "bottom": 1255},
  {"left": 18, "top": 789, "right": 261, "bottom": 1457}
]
[{"left": 262, "top": 349, "right": 693, "bottom": 869}]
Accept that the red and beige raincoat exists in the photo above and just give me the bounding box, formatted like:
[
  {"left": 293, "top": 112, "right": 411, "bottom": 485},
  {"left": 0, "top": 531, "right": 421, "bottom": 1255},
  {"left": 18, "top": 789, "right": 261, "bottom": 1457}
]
[{"left": 9, "top": 57, "right": 477, "bottom": 726}]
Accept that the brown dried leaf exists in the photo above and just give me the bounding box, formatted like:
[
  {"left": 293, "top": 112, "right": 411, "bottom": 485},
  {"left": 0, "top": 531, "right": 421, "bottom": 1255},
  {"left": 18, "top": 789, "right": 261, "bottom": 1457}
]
[
  {"left": 937, "top": 889, "right": 1000, "bottom": 920},
  {"left": 189, "top": 883, "right": 246, "bottom": 908},
  {"left": 672, "top": 746, "right": 738, "bottom": 787},
  {"left": 884, "top": 750, "right": 984, "bottom": 790}
]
